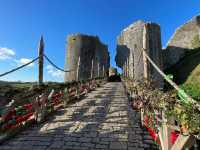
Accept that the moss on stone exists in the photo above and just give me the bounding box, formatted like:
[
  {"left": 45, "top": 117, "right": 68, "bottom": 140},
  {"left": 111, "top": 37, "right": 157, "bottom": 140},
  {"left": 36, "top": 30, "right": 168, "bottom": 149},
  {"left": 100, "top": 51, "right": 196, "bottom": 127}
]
[{"left": 191, "top": 34, "right": 200, "bottom": 49}]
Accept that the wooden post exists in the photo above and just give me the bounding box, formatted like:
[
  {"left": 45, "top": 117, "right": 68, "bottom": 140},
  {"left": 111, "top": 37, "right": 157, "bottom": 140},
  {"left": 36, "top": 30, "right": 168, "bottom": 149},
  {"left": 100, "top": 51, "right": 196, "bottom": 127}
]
[
  {"left": 158, "top": 110, "right": 173, "bottom": 150},
  {"left": 140, "top": 108, "right": 144, "bottom": 126},
  {"left": 47, "top": 89, "right": 55, "bottom": 112},
  {"left": 91, "top": 59, "right": 94, "bottom": 79},
  {"left": 171, "top": 135, "right": 195, "bottom": 150},
  {"left": 125, "top": 61, "right": 127, "bottom": 77},
  {"left": 76, "top": 56, "right": 80, "bottom": 81},
  {"left": 97, "top": 62, "right": 100, "bottom": 77},
  {"left": 143, "top": 24, "right": 149, "bottom": 80},
  {"left": 130, "top": 52, "right": 134, "bottom": 78},
  {"left": 126, "top": 58, "right": 129, "bottom": 78},
  {"left": 38, "top": 36, "right": 44, "bottom": 86},
  {"left": 34, "top": 93, "right": 47, "bottom": 123},
  {"left": 123, "top": 63, "right": 125, "bottom": 77},
  {"left": 143, "top": 50, "right": 148, "bottom": 79},
  {"left": 76, "top": 83, "right": 80, "bottom": 99},
  {"left": 103, "top": 65, "right": 105, "bottom": 77},
  {"left": 63, "top": 87, "right": 69, "bottom": 107}
]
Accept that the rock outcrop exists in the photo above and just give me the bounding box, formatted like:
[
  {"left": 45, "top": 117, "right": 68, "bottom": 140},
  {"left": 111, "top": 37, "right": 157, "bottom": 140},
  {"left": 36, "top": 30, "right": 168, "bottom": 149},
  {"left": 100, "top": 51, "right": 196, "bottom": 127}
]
[
  {"left": 64, "top": 34, "right": 110, "bottom": 82},
  {"left": 115, "top": 21, "right": 163, "bottom": 88},
  {"left": 164, "top": 15, "right": 200, "bottom": 69}
]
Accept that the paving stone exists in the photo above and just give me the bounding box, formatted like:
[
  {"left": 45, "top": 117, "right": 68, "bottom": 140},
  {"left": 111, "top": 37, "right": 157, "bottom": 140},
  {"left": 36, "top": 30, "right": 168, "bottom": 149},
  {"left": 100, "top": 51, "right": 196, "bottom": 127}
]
[
  {"left": 65, "top": 141, "right": 77, "bottom": 146},
  {"left": 0, "top": 83, "right": 158, "bottom": 150},
  {"left": 110, "top": 141, "right": 127, "bottom": 150},
  {"left": 81, "top": 142, "right": 95, "bottom": 148},
  {"left": 79, "top": 137, "right": 92, "bottom": 142},
  {"left": 95, "top": 144, "right": 108, "bottom": 149},
  {"left": 49, "top": 141, "right": 64, "bottom": 148}
]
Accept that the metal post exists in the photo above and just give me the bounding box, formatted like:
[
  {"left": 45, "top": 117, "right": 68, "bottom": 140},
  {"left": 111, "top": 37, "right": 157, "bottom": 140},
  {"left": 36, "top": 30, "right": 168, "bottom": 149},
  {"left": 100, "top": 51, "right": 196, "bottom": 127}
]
[
  {"left": 38, "top": 36, "right": 44, "bottom": 86},
  {"left": 76, "top": 56, "right": 80, "bottom": 81},
  {"left": 90, "top": 59, "right": 94, "bottom": 79}
]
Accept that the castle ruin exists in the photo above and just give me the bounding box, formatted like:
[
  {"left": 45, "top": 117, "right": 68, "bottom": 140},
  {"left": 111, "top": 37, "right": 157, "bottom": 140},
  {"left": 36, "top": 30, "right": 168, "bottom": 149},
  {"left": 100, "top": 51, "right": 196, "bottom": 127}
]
[
  {"left": 64, "top": 34, "right": 110, "bottom": 82},
  {"left": 115, "top": 21, "right": 163, "bottom": 88}
]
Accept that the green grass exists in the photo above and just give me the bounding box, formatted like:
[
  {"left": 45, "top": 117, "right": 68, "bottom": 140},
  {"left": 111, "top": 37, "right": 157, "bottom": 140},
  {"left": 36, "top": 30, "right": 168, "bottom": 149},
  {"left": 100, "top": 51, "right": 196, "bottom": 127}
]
[
  {"left": 12, "top": 83, "right": 34, "bottom": 89},
  {"left": 181, "top": 64, "right": 200, "bottom": 101},
  {"left": 165, "top": 47, "right": 200, "bottom": 102}
]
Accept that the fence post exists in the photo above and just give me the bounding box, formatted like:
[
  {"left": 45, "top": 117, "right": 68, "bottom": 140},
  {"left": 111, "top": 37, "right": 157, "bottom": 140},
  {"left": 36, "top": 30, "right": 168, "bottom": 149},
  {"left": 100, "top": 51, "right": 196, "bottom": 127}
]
[
  {"left": 126, "top": 58, "right": 128, "bottom": 78},
  {"left": 38, "top": 36, "right": 44, "bottom": 86},
  {"left": 124, "top": 63, "right": 126, "bottom": 78},
  {"left": 97, "top": 62, "right": 100, "bottom": 78},
  {"left": 76, "top": 56, "right": 80, "bottom": 81},
  {"left": 76, "top": 83, "right": 80, "bottom": 99},
  {"left": 126, "top": 58, "right": 129, "bottom": 78},
  {"left": 143, "top": 24, "right": 149, "bottom": 80},
  {"left": 63, "top": 87, "right": 69, "bottom": 107},
  {"left": 103, "top": 65, "right": 105, "bottom": 77},
  {"left": 91, "top": 59, "right": 94, "bottom": 79},
  {"left": 124, "top": 62, "right": 126, "bottom": 77}
]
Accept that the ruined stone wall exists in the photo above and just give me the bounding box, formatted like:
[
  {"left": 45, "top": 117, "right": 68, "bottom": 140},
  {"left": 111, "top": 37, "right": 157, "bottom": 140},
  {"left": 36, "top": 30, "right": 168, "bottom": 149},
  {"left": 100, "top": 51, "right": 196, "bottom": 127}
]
[
  {"left": 164, "top": 15, "right": 200, "bottom": 69},
  {"left": 115, "top": 21, "right": 163, "bottom": 88},
  {"left": 116, "top": 21, "right": 146, "bottom": 79},
  {"left": 64, "top": 34, "right": 110, "bottom": 82},
  {"left": 145, "top": 23, "right": 163, "bottom": 88},
  {"left": 64, "top": 34, "right": 82, "bottom": 82}
]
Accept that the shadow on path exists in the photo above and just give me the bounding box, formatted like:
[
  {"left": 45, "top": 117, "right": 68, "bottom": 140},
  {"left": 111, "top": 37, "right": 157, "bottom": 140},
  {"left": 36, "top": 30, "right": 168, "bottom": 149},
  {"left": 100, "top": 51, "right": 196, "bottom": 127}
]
[{"left": 0, "top": 83, "right": 158, "bottom": 150}]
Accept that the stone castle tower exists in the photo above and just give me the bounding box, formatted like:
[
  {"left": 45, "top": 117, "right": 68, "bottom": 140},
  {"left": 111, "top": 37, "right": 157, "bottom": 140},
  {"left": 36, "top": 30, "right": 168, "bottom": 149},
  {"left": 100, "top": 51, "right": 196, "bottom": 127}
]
[
  {"left": 115, "top": 21, "right": 163, "bottom": 88},
  {"left": 64, "top": 33, "right": 110, "bottom": 82}
]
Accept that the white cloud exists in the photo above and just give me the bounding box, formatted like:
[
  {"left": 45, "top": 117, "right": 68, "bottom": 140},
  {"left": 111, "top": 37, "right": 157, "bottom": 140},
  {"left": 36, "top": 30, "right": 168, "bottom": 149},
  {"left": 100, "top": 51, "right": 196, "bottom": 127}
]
[
  {"left": 46, "top": 65, "right": 64, "bottom": 78},
  {"left": 0, "top": 47, "right": 15, "bottom": 60},
  {"left": 15, "top": 58, "right": 35, "bottom": 67}
]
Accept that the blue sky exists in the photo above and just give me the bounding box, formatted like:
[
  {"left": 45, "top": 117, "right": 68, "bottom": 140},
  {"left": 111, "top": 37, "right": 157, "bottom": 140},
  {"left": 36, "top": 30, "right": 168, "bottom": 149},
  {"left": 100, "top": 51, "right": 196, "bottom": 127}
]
[{"left": 0, "top": 0, "right": 199, "bottom": 82}]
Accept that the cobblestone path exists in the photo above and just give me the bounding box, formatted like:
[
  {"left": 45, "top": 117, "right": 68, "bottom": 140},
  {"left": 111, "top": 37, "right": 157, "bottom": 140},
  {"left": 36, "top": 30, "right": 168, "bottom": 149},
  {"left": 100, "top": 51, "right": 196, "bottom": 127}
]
[{"left": 0, "top": 82, "right": 158, "bottom": 150}]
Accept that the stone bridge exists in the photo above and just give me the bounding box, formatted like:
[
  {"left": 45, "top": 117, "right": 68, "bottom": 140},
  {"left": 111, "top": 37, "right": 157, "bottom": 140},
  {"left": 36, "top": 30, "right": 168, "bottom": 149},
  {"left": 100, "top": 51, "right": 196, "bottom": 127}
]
[{"left": 0, "top": 82, "right": 158, "bottom": 150}]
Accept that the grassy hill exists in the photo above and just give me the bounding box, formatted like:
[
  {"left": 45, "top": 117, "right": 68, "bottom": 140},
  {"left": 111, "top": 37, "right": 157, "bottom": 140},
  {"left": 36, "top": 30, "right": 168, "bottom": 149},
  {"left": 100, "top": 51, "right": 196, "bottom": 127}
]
[{"left": 165, "top": 48, "right": 200, "bottom": 101}]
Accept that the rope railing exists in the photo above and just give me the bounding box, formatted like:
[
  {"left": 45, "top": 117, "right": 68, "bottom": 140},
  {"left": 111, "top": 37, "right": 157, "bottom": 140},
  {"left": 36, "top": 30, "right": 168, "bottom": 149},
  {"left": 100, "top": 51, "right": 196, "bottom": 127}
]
[
  {"left": 0, "top": 36, "right": 108, "bottom": 144},
  {"left": 0, "top": 54, "right": 73, "bottom": 78},
  {"left": 44, "top": 54, "right": 73, "bottom": 73},
  {"left": 123, "top": 47, "right": 200, "bottom": 150},
  {"left": 141, "top": 48, "right": 200, "bottom": 112},
  {"left": 0, "top": 78, "right": 105, "bottom": 143},
  {"left": 0, "top": 57, "right": 39, "bottom": 78}
]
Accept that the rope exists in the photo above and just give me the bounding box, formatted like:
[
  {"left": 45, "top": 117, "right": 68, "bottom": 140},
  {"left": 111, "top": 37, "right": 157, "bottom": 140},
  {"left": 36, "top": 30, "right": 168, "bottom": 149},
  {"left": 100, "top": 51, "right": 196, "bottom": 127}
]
[
  {"left": 142, "top": 48, "right": 200, "bottom": 111},
  {"left": 0, "top": 57, "right": 39, "bottom": 77},
  {"left": 44, "top": 54, "right": 73, "bottom": 72}
]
